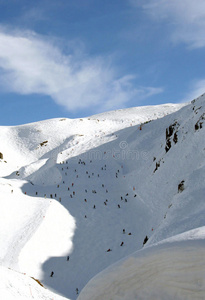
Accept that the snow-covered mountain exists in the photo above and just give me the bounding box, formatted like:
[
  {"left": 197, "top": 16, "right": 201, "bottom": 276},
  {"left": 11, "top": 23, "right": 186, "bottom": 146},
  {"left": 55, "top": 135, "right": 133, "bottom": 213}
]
[{"left": 0, "top": 96, "right": 205, "bottom": 300}]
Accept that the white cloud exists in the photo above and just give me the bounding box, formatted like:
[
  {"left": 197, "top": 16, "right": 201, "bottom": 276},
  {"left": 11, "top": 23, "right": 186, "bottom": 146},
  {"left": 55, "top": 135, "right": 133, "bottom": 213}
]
[
  {"left": 0, "top": 28, "right": 163, "bottom": 112},
  {"left": 182, "top": 79, "right": 205, "bottom": 103},
  {"left": 130, "top": 0, "right": 205, "bottom": 49}
]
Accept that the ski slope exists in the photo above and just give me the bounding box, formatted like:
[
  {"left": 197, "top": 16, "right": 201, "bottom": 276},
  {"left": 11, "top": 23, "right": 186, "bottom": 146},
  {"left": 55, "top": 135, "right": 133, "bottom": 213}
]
[{"left": 0, "top": 97, "right": 205, "bottom": 299}]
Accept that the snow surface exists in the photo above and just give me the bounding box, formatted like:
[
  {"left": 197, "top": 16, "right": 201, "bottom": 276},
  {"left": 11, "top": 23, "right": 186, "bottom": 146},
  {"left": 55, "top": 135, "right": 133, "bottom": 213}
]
[
  {"left": 0, "top": 265, "right": 68, "bottom": 300},
  {"left": 78, "top": 233, "right": 205, "bottom": 300},
  {"left": 0, "top": 97, "right": 205, "bottom": 299}
]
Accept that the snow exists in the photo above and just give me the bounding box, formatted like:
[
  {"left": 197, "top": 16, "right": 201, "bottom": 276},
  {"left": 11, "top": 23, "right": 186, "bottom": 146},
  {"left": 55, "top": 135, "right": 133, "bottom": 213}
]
[
  {"left": 78, "top": 233, "right": 205, "bottom": 300},
  {"left": 0, "top": 96, "right": 205, "bottom": 299},
  {"left": 0, "top": 266, "right": 68, "bottom": 300},
  {"left": 18, "top": 200, "right": 76, "bottom": 278}
]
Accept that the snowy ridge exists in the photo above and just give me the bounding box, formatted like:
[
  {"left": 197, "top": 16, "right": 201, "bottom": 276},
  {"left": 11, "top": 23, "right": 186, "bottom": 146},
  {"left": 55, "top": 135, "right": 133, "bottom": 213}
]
[{"left": 0, "top": 97, "right": 205, "bottom": 299}]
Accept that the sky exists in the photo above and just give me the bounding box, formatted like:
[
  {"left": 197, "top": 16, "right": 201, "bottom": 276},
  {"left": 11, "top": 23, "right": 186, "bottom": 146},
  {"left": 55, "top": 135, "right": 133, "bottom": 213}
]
[{"left": 0, "top": 0, "right": 205, "bottom": 125}]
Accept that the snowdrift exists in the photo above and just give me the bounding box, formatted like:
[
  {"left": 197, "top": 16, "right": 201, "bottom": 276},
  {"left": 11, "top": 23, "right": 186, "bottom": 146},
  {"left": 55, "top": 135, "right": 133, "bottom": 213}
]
[{"left": 78, "top": 228, "right": 205, "bottom": 300}]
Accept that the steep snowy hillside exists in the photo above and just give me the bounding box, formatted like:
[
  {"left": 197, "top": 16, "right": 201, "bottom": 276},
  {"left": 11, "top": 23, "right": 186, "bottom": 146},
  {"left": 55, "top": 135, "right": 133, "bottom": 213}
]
[
  {"left": 78, "top": 94, "right": 205, "bottom": 300},
  {"left": 0, "top": 97, "right": 204, "bottom": 300}
]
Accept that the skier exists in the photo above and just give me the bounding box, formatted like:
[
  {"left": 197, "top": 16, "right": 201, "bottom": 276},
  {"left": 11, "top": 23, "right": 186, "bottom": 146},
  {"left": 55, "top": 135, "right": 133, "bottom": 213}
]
[
  {"left": 50, "top": 271, "right": 54, "bottom": 277},
  {"left": 143, "top": 235, "right": 149, "bottom": 246}
]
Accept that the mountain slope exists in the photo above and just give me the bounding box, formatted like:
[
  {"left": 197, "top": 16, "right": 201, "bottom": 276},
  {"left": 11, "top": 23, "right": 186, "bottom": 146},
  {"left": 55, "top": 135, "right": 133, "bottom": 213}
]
[
  {"left": 78, "top": 94, "right": 205, "bottom": 299},
  {"left": 0, "top": 98, "right": 204, "bottom": 299}
]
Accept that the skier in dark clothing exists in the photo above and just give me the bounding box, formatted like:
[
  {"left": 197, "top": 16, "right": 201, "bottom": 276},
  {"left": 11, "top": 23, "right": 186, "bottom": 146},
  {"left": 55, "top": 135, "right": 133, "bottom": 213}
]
[
  {"left": 143, "top": 235, "right": 149, "bottom": 246},
  {"left": 50, "top": 271, "right": 54, "bottom": 277}
]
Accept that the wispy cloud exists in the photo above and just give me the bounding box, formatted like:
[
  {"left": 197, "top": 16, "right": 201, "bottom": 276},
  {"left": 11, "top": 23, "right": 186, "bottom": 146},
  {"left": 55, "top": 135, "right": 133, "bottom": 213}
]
[
  {"left": 182, "top": 79, "right": 205, "bottom": 103},
  {"left": 130, "top": 0, "right": 205, "bottom": 49},
  {"left": 0, "top": 28, "right": 163, "bottom": 113}
]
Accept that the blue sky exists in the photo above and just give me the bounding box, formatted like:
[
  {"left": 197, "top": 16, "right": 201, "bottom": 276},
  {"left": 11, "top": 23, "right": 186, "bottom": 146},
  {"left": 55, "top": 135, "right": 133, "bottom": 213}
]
[{"left": 0, "top": 0, "right": 205, "bottom": 125}]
